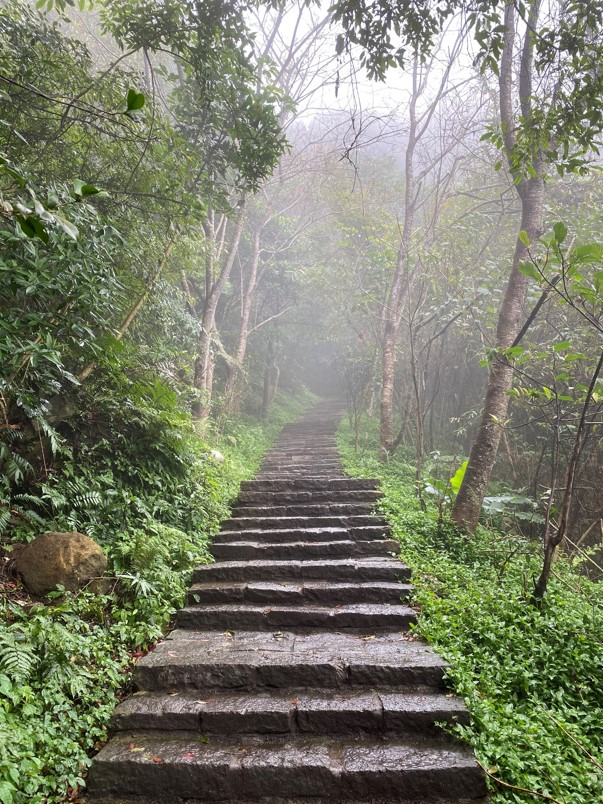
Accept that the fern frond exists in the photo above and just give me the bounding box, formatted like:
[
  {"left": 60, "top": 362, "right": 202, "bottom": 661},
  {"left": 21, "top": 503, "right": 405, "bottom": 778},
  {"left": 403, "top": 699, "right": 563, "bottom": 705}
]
[
  {"left": 0, "top": 509, "right": 10, "bottom": 536},
  {"left": 0, "top": 631, "right": 37, "bottom": 683}
]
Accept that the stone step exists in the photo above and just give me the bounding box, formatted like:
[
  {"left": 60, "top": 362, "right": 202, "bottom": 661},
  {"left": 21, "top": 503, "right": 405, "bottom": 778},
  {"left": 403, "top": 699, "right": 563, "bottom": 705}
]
[
  {"left": 260, "top": 460, "right": 342, "bottom": 467},
  {"left": 192, "top": 558, "right": 412, "bottom": 584},
  {"left": 212, "top": 525, "right": 391, "bottom": 544},
  {"left": 176, "top": 602, "right": 417, "bottom": 631},
  {"left": 111, "top": 690, "right": 469, "bottom": 735},
  {"left": 258, "top": 473, "right": 344, "bottom": 480},
  {"left": 89, "top": 732, "right": 487, "bottom": 802},
  {"left": 229, "top": 503, "right": 378, "bottom": 517},
  {"left": 237, "top": 490, "right": 382, "bottom": 505},
  {"left": 210, "top": 538, "right": 398, "bottom": 561},
  {"left": 240, "top": 478, "right": 379, "bottom": 492},
  {"left": 221, "top": 515, "right": 387, "bottom": 531},
  {"left": 261, "top": 462, "right": 343, "bottom": 468},
  {"left": 89, "top": 405, "right": 485, "bottom": 804},
  {"left": 187, "top": 580, "right": 412, "bottom": 606},
  {"left": 213, "top": 527, "right": 352, "bottom": 544},
  {"left": 134, "top": 630, "right": 448, "bottom": 692}
]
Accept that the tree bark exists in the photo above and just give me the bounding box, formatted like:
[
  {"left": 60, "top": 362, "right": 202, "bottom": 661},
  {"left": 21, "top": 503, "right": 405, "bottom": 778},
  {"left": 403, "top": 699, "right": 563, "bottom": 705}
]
[
  {"left": 452, "top": 0, "right": 545, "bottom": 531},
  {"left": 223, "top": 228, "right": 261, "bottom": 417},
  {"left": 192, "top": 203, "right": 246, "bottom": 421},
  {"left": 261, "top": 339, "right": 279, "bottom": 420}
]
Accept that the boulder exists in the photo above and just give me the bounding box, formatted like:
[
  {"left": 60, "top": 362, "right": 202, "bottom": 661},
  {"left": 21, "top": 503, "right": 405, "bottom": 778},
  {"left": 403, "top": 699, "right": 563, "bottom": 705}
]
[{"left": 12, "top": 531, "right": 107, "bottom": 596}]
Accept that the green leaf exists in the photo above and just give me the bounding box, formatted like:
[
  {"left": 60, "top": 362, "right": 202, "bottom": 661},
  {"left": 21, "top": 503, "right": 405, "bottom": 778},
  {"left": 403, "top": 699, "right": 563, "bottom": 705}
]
[
  {"left": 518, "top": 260, "right": 540, "bottom": 281},
  {"left": 553, "top": 341, "right": 571, "bottom": 352},
  {"left": 73, "top": 179, "right": 108, "bottom": 199},
  {"left": 572, "top": 243, "right": 603, "bottom": 263},
  {"left": 449, "top": 460, "right": 468, "bottom": 495},
  {"left": 16, "top": 215, "right": 48, "bottom": 243},
  {"left": 53, "top": 213, "right": 79, "bottom": 240},
  {"left": 126, "top": 89, "right": 145, "bottom": 112},
  {"left": 518, "top": 230, "right": 530, "bottom": 247},
  {"left": 553, "top": 222, "right": 568, "bottom": 244}
]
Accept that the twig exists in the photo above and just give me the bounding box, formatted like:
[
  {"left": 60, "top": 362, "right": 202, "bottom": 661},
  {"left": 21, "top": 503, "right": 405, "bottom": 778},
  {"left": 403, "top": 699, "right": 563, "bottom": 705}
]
[
  {"left": 476, "top": 761, "right": 566, "bottom": 804},
  {"left": 541, "top": 711, "right": 603, "bottom": 772}
]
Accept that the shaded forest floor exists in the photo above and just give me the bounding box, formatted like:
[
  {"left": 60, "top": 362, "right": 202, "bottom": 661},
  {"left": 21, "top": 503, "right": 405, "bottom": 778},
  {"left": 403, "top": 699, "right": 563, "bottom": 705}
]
[{"left": 338, "top": 418, "right": 603, "bottom": 804}]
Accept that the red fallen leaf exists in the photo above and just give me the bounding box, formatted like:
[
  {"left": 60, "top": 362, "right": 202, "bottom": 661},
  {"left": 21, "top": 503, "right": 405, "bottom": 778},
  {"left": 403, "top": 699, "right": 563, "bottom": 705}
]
[
  {"left": 151, "top": 755, "right": 163, "bottom": 763},
  {"left": 128, "top": 743, "right": 136, "bottom": 751},
  {"left": 182, "top": 752, "right": 196, "bottom": 759},
  {"left": 290, "top": 698, "right": 298, "bottom": 705}
]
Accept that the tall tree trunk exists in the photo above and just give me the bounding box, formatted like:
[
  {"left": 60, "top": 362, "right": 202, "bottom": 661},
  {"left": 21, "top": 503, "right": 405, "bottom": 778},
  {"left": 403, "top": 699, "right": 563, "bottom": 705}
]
[
  {"left": 261, "top": 339, "right": 279, "bottom": 420},
  {"left": 452, "top": 0, "right": 544, "bottom": 531},
  {"left": 223, "top": 229, "right": 261, "bottom": 417},
  {"left": 192, "top": 203, "right": 246, "bottom": 422}
]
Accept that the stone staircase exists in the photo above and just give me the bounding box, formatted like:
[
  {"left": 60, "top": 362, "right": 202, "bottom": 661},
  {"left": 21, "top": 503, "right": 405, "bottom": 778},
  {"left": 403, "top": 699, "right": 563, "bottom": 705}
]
[{"left": 88, "top": 401, "right": 488, "bottom": 803}]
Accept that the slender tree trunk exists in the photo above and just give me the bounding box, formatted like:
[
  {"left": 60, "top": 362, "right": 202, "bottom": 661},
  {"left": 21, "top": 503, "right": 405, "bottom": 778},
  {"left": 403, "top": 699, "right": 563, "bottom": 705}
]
[
  {"left": 451, "top": 178, "right": 544, "bottom": 530},
  {"left": 261, "top": 339, "right": 279, "bottom": 420},
  {"left": 192, "top": 203, "right": 246, "bottom": 422},
  {"left": 533, "top": 348, "right": 603, "bottom": 600},
  {"left": 451, "top": 0, "right": 545, "bottom": 531},
  {"left": 223, "top": 229, "right": 261, "bottom": 417}
]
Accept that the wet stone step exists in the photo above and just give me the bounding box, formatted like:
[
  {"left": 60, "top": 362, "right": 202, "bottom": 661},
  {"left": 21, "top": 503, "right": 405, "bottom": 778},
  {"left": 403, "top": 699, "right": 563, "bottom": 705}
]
[
  {"left": 192, "top": 558, "right": 412, "bottom": 584},
  {"left": 186, "top": 580, "right": 413, "bottom": 606},
  {"left": 240, "top": 478, "right": 380, "bottom": 492},
  {"left": 229, "top": 503, "right": 379, "bottom": 517},
  {"left": 210, "top": 538, "right": 398, "bottom": 561},
  {"left": 134, "top": 630, "right": 447, "bottom": 692},
  {"left": 213, "top": 527, "right": 352, "bottom": 544},
  {"left": 175, "top": 602, "right": 417, "bottom": 631},
  {"left": 111, "top": 690, "right": 469, "bottom": 735},
  {"left": 236, "top": 490, "right": 383, "bottom": 505},
  {"left": 89, "top": 402, "right": 485, "bottom": 803},
  {"left": 89, "top": 732, "right": 487, "bottom": 802},
  {"left": 220, "top": 515, "right": 388, "bottom": 531},
  {"left": 212, "top": 525, "right": 391, "bottom": 544}
]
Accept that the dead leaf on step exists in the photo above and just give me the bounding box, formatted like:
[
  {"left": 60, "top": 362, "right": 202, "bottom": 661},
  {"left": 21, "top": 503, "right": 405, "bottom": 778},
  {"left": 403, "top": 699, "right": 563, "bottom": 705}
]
[{"left": 360, "top": 635, "right": 375, "bottom": 641}]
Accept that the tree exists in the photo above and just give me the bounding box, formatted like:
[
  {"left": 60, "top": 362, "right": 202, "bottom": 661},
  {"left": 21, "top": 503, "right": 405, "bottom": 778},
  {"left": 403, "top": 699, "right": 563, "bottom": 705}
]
[{"left": 331, "top": 0, "right": 603, "bottom": 530}]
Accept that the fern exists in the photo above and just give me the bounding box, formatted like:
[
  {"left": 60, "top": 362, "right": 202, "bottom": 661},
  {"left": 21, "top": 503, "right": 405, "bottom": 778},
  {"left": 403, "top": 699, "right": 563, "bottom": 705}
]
[
  {"left": 0, "top": 631, "right": 37, "bottom": 683},
  {"left": 0, "top": 507, "right": 10, "bottom": 537}
]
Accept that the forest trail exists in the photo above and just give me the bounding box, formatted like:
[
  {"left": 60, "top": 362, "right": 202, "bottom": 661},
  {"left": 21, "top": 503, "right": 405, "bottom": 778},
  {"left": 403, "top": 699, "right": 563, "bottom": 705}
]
[{"left": 88, "top": 401, "right": 487, "bottom": 803}]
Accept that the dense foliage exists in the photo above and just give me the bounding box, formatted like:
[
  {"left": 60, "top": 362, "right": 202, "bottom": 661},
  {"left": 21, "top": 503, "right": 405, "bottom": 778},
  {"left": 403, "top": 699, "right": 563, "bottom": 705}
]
[
  {"left": 0, "top": 384, "right": 310, "bottom": 804},
  {"left": 339, "top": 419, "right": 603, "bottom": 804}
]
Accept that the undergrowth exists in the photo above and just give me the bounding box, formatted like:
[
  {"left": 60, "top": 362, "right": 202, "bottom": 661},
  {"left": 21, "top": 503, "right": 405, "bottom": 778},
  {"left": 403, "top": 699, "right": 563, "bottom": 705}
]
[
  {"left": 338, "top": 418, "right": 603, "bottom": 804},
  {"left": 0, "top": 375, "right": 313, "bottom": 804}
]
